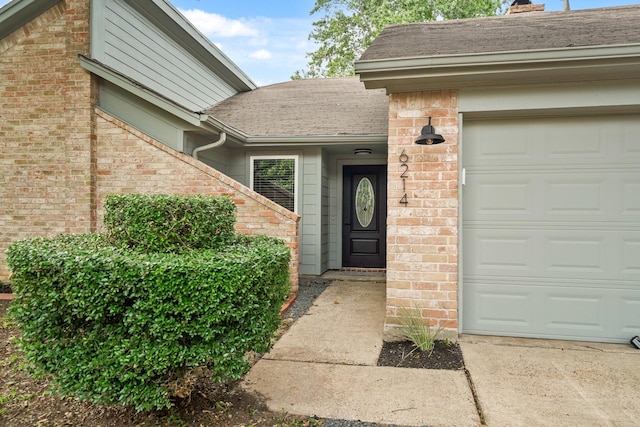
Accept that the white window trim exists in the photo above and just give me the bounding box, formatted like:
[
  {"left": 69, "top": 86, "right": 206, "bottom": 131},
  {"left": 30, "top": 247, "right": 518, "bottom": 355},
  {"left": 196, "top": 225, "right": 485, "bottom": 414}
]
[{"left": 250, "top": 155, "right": 299, "bottom": 213}]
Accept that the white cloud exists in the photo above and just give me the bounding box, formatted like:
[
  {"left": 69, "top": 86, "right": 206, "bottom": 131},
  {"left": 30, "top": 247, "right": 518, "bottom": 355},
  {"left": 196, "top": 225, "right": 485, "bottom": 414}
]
[
  {"left": 179, "top": 9, "right": 258, "bottom": 37},
  {"left": 178, "top": 9, "right": 315, "bottom": 85},
  {"left": 250, "top": 49, "right": 272, "bottom": 60}
]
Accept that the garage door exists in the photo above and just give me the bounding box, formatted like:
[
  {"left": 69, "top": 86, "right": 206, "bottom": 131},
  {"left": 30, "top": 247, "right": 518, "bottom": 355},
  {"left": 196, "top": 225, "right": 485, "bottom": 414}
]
[{"left": 462, "top": 115, "right": 640, "bottom": 343}]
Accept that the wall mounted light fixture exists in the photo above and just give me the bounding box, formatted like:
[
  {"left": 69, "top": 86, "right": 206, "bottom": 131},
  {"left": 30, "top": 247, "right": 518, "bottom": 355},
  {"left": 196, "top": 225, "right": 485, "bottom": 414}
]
[
  {"left": 354, "top": 148, "right": 372, "bottom": 155},
  {"left": 415, "top": 117, "right": 445, "bottom": 145}
]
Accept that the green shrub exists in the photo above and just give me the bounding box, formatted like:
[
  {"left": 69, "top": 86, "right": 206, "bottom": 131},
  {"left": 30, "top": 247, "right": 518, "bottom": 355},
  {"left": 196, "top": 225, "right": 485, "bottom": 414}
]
[
  {"left": 104, "top": 194, "right": 237, "bottom": 253},
  {"left": 7, "top": 233, "right": 290, "bottom": 411}
]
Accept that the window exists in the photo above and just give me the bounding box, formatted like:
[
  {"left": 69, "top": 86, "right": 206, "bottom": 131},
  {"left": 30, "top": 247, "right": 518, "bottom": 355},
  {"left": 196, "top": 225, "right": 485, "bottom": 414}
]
[{"left": 250, "top": 156, "right": 298, "bottom": 212}]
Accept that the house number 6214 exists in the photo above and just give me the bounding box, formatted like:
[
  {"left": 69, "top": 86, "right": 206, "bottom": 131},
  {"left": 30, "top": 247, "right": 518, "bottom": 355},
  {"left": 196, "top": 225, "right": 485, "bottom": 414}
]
[{"left": 399, "top": 149, "right": 409, "bottom": 205}]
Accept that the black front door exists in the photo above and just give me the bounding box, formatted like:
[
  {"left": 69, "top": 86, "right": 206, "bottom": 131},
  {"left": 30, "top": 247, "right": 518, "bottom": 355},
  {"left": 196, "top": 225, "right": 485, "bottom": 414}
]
[{"left": 342, "top": 165, "right": 387, "bottom": 268}]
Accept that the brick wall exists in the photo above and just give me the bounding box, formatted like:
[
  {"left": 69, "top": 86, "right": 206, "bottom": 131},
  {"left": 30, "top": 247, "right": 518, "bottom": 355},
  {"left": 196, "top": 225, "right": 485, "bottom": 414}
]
[
  {"left": 95, "top": 110, "right": 300, "bottom": 289},
  {"left": 385, "top": 91, "right": 459, "bottom": 340},
  {"left": 0, "top": 1, "right": 94, "bottom": 281}
]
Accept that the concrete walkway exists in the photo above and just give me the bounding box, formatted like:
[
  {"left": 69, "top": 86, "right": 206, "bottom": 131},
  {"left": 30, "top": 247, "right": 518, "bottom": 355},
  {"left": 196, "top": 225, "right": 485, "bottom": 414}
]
[{"left": 241, "top": 274, "right": 640, "bottom": 427}]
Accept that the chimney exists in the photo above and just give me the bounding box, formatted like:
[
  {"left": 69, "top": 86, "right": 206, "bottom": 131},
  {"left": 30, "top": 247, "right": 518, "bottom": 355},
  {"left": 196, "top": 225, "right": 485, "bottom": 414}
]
[{"left": 506, "top": 0, "right": 545, "bottom": 14}]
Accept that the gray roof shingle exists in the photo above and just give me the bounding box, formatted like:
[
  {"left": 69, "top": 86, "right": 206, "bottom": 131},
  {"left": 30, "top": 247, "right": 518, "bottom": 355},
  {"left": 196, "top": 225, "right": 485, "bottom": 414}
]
[
  {"left": 359, "top": 5, "right": 640, "bottom": 61},
  {"left": 205, "top": 77, "right": 388, "bottom": 138}
]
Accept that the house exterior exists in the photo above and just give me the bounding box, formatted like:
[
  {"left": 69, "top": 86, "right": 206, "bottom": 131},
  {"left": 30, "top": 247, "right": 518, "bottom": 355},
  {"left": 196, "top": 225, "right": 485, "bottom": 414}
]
[
  {"left": 0, "top": 0, "right": 388, "bottom": 290},
  {"left": 0, "top": 0, "right": 303, "bottom": 287},
  {"left": 1, "top": 0, "right": 639, "bottom": 344},
  {"left": 355, "top": 4, "right": 640, "bottom": 343}
]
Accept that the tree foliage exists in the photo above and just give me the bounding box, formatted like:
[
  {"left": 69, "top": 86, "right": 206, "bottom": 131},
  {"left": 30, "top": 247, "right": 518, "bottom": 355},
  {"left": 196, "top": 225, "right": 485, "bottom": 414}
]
[{"left": 293, "top": 0, "right": 507, "bottom": 78}]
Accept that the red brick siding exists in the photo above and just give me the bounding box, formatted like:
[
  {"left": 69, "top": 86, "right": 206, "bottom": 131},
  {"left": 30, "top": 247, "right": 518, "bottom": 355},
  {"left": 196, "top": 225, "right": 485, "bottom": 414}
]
[
  {"left": 95, "top": 110, "right": 300, "bottom": 289},
  {"left": 0, "top": 1, "right": 94, "bottom": 280},
  {"left": 386, "top": 91, "right": 459, "bottom": 337}
]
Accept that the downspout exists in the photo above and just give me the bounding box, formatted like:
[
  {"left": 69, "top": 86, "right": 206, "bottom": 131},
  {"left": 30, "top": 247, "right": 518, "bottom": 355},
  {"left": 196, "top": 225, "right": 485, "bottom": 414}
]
[{"left": 192, "top": 132, "right": 227, "bottom": 160}]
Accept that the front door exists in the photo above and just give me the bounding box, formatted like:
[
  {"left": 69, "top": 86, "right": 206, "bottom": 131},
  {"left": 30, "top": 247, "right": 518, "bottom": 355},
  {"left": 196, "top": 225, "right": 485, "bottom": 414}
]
[{"left": 342, "top": 165, "right": 387, "bottom": 268}]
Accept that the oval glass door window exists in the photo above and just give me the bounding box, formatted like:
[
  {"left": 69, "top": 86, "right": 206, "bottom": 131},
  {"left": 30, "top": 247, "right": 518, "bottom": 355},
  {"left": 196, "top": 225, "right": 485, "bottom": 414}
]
[{"left": 355, "top": 177, "right": 375, "bottom": 227}]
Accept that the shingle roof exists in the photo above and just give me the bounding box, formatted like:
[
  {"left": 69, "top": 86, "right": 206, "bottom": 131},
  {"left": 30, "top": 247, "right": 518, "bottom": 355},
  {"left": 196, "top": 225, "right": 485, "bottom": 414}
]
[
  {"left": 359, "top": 5, "right": 640, "bottom": 61},
  {"left": 205, "top": 77, "right": 388, "bottom": 138}
]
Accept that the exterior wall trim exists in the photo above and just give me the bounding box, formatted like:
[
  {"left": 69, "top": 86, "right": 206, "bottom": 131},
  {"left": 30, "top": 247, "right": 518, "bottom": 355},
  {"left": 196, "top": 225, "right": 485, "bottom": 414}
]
[
  {"left": 334, "top": 157, "right": 388, "bottom": 269},
  {"left": 0, "top": 0, "right": 61, "bottom": 39},
  {"left": 357, "top": 44, "right": 640, "bottom": 92},
  {"left": 80, "top": 56, "right": 205, "bottom": 126}
]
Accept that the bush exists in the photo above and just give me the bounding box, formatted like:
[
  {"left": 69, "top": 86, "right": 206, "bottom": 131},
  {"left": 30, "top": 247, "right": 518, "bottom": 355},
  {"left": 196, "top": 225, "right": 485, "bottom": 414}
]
[
  {"left": 104, "top": 194, "right": 237, "bottom": 253},
  {"left": 6, "top": 196, "right": 291, "bottom": 411}
]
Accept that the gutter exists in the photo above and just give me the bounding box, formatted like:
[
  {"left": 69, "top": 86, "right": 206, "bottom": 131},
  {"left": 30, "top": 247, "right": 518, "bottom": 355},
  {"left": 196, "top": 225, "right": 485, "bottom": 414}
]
[
  {"left": 192, "top": 132, "right": 226, "bottom": 160},
  {"left": 356, "top": 43, "right": 640, "bottom": 74},
  {"left": 202, "top": 115, "right": 387, "bottom": 146},
  {"left": 355, "top": 43, "right": 640, "bottom": 90}
]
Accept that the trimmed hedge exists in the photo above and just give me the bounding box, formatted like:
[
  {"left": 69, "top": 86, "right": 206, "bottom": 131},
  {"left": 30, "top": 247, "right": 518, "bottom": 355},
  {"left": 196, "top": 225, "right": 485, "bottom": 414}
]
[
  {"left": 6, "top": 195, "right": 291, "bottom": 411},
  {"left": 104, "top": 194, "right": 237, "bottom": 253}
]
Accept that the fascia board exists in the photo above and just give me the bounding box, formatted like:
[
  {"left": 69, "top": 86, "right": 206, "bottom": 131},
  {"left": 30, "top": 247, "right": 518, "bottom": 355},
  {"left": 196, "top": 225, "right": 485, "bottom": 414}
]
[
  {"left": 356, "top": 44, "right": 640, "bottom": 90},
  {"left": 203, "top": 117, "right": 388, "bottom": 146},
  {"left": 243, "top": 135, "right": 389, "bottom": 145},
  {"left": 201, "top": 115, "right": 249, "bottom": 141},
  {"left": 80, "top": 55, "right": 205, "bottom": 126},
  {"left": 0, "top": 0, "right": 60, "bottom": 39}
]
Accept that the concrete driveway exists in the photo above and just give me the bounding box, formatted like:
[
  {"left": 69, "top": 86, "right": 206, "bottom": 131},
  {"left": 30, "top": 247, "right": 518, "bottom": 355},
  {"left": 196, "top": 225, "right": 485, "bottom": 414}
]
[
  {"left": 460, "top": 335, "right": 640, "bottom": 427},
  {"left": 242, "top": 274, "right": 640, "bottom": 426}
]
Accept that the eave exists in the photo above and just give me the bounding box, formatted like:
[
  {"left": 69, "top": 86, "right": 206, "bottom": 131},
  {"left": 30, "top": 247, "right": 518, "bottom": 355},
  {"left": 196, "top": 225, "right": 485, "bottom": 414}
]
[
  {"left": 82, "top": 56, "right": 387, "bottom": 147},
  {"left": 80, "top": 55, "right": 208, "bottom": 126},
  {"left": 241, "top": 135, "right": 389, "bottom": 146},
  {"left": 0, "top": 0, "right": 60, "bottom": 39},
  {"left": 355, "top": 44, "right": 640, "bottom": 93}
]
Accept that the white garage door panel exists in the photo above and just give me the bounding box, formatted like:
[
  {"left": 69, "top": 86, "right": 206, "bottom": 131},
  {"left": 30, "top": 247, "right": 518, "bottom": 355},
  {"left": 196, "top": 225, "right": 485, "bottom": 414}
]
[{"left": 463, "top": 115, "right": 640, "bottom": 342}]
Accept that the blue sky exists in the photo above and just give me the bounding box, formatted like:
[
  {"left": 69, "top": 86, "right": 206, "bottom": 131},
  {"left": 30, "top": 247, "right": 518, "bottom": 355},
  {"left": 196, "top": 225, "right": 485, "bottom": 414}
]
[{"left": 1, "top": 0, "right": 637, "bottom": 85}]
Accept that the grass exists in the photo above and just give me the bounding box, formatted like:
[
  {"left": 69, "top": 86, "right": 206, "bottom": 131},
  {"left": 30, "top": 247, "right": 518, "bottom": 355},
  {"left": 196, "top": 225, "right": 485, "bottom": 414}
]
[{"left": 398, "top": 305, "right": 442, "bottom": 357}]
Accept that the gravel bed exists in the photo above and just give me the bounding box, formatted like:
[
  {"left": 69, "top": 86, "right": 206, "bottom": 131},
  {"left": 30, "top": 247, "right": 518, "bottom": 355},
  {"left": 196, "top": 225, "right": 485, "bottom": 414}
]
[{"left": 283, "top": 276, "right": 333, "bottom": 321}]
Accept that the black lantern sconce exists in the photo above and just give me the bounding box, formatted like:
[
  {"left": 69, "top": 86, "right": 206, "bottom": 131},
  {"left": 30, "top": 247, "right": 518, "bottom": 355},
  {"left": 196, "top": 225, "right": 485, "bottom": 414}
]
[{"left": 415, "top": 116, "right": 445, "bottom": 145}]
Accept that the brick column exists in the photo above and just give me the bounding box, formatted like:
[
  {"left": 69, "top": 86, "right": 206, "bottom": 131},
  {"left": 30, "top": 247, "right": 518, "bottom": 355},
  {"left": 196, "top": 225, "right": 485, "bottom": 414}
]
[{"left": 385, "top": 90, "right": 459, "bottom": 341}]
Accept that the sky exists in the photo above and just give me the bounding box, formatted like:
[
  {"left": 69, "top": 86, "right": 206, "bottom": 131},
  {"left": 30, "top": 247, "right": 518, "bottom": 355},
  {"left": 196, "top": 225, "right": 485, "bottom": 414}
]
[{"left": 1, "top": 0, "right": 637, "bottom": 86}]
